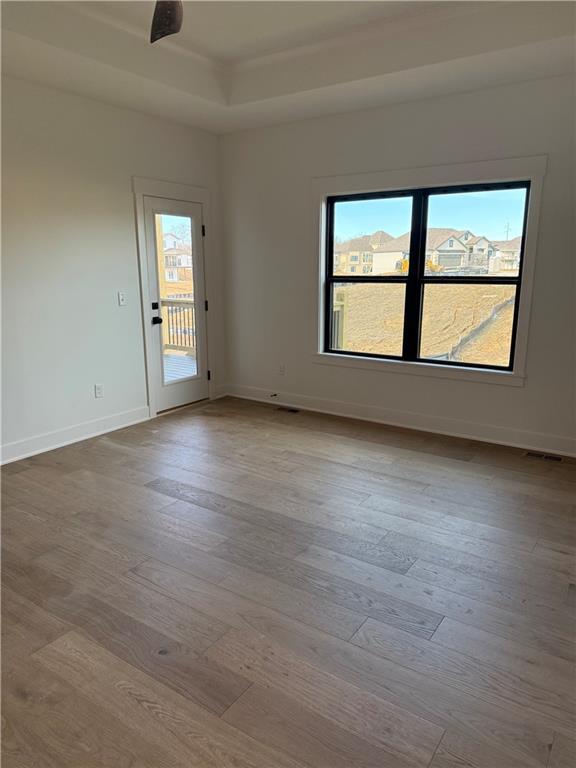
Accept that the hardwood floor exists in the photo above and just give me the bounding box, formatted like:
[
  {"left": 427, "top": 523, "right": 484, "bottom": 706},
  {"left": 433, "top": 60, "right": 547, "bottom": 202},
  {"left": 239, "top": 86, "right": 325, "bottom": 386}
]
[{"left": 2, "top": 396, "right": 575, "bottom": 768}]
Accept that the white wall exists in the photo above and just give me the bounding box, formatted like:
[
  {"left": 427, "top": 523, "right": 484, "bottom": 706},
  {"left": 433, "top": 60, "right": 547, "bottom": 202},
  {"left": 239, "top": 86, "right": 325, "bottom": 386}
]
[
  {"left": 220, "top": 76, "right": 575, "bottom": 454},
  {"left": 1, "top": 77, "right": 224, "bottom": 461},
  {"left": 3, "top": 74, "right": 574, "bottom": 460}
]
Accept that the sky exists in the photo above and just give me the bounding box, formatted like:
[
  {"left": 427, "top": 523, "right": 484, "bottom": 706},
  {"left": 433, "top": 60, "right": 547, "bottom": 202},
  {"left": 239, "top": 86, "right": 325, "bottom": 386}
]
[
  {"left": 159, "top": 213, "right": 192, "bottom": 243},
  {"left": 334, "top": 188, "right": 527, "bottom": 242}
]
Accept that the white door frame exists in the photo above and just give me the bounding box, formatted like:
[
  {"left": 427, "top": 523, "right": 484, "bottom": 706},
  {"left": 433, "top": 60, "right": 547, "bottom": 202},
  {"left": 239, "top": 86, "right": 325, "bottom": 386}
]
[{"left": 133, "top": 177, "right": 214, "bottom": 417}]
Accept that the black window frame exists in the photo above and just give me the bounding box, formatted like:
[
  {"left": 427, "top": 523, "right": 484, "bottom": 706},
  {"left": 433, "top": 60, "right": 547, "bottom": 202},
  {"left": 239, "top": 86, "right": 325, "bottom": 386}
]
[{"left": 324, "top": 180, "right": 531, "bottom": 372}]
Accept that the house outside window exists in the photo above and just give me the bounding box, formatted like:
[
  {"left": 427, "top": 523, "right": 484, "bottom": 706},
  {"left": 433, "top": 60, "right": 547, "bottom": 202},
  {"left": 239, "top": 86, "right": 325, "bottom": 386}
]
[{"left": 323, "top": 181, "right": 530, "bottom": 371}]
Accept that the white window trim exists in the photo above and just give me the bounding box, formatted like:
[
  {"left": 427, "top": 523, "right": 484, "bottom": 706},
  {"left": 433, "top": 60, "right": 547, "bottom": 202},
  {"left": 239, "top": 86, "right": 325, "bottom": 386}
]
[{"left": 311, "top": 155, "right": 547, "bottom": 387}]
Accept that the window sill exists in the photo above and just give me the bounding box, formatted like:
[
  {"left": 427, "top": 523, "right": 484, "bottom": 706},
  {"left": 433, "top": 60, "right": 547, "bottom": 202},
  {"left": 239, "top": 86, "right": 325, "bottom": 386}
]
[{"left": 313, "top": 352, "right": 525, "bottom": 387}]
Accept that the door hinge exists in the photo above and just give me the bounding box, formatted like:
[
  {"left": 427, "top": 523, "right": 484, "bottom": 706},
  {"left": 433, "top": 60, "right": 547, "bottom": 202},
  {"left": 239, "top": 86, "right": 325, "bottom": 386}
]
[
  {"left": 202, "top": 225, "right": 206, "bottom": 237},
  {"left": 204, "top": 300, "right": 209, "bottom": 311},
  {"left": 207, "top": 370, "right": 211, "bottom": 381}
]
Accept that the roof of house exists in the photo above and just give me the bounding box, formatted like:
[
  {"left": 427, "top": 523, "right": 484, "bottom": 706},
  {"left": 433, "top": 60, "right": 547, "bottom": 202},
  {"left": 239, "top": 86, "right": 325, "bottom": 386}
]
[
  {"left": 426, "top": 228, "right": 466, "bottom": 250},
  {"left": 164, "top": 246, "right": 192, "bottom": 255},
  {"left": 461, "top": 234, "right": 495, "bottom": 247},
  {"left": 372, "top": 232, "right": 411, "bottom": 253},
  {"left": 335, "top": 235, "right": 370, "bottom": 253},
  {"left": 335, "top": 230, "right": 392, "bottom": 253},
  {"left": 338, "top": 227, "right": 514, "bottom": 256},
  {"left": 375, "top": 228, "right": 469, "bottom": 253},
  {"left": 369, "top": 230, "right": 394, "bottom": 249},
  {"left": 492, "top": 236, "right": 522, "bottom": 251}
]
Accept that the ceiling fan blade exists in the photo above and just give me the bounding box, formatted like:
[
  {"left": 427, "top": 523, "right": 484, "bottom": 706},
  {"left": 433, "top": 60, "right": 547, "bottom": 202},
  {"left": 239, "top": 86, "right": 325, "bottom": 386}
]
[{"left": 150, "top": 1, "right": 183, "bottom": 44}]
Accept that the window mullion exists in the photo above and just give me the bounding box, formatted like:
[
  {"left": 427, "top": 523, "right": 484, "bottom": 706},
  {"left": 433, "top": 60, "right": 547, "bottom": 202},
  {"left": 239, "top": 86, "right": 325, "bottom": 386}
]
[
  {"left": 402, "top": 192, "right": 427, "bottom": 360},
  {"left": 324, "top": 200, "right": 335, "bottom": 351}
]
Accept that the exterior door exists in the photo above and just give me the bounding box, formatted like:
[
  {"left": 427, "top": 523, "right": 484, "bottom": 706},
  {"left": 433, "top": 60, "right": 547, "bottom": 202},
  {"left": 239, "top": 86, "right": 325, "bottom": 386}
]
[{"left": 143, "top": 196, "right": 208, "bottom": 412}]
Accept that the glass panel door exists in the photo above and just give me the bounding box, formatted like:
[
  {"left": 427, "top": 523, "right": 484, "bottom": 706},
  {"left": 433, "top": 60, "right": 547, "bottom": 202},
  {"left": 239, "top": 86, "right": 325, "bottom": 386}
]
[
  {"left": 154, "top": 213, "right": 198, "bottom": 384},
  {"left": 143, "top": 196, "right": 208, "bottom": 413}
]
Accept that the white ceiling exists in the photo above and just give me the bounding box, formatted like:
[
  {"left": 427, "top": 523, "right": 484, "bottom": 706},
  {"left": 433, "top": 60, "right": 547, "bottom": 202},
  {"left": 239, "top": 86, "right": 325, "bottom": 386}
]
[
  {"left": 80, "top": 1, "right": 446, "bottom": 63},
  {"left": 2, "top": 1, "right": 574, "bottom": 133}
]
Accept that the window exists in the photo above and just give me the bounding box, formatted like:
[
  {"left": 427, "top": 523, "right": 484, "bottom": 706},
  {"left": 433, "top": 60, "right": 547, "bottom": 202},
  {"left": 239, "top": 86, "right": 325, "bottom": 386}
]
[
  {"left": 165, "top": 268, "right": 178, "bottom": 282},
  {"left": 324, "top": 181, "right": 529, "bottom": 371}
]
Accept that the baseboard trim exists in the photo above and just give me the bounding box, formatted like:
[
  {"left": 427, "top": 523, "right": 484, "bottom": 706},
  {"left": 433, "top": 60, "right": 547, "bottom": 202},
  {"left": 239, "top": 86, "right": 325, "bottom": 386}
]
[
  {"left": 223, "top": 384, "right": 576, "bottom": 458},
  {"left": 1, "top": 406, "right": 151, "bottom": 465},
  {"left": 3, "top": 388, "right": 573, "bottom": 463}
]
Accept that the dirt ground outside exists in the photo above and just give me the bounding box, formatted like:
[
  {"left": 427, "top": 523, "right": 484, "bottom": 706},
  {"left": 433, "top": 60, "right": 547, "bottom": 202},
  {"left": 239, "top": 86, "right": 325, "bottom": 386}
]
[{"left": 333, "top": 283, "right": 515, "bottom": 366}]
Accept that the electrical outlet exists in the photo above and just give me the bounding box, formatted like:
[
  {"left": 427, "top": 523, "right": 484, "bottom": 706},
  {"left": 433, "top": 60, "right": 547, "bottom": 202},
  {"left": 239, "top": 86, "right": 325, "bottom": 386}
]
[
  {"left": 117, "top": 291, "right": 127, "bottom": 306},
  {"left": 94, "top": 384, "right": 104, "bottom": 399},
  {"left": 279, "top": 363, "right": 286, "bottom": 376}
]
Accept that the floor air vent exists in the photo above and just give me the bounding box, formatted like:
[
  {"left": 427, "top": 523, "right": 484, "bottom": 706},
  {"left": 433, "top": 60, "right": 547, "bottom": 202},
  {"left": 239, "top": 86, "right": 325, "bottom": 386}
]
[
  {"left": 525, "top": 451, "right": 562, "bottom": 462},
  {"left": 276, "top": 406, "right": 300, "bottom": 413}
]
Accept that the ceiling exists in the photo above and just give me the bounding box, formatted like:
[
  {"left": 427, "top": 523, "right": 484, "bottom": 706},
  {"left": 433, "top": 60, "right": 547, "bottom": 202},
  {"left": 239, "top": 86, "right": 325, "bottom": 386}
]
[
  {"left": 2, "top": 1, "right": 574, "bottom": 133},
  {"left": 82, "top": 1, "right": 445, "bottom": 63}
]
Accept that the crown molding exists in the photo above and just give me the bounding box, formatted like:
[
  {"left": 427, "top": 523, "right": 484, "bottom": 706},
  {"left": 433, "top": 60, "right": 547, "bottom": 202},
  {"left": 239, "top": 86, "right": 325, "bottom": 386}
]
[{"left": 229, "top": 1, "right": 573, "bottom": 104}]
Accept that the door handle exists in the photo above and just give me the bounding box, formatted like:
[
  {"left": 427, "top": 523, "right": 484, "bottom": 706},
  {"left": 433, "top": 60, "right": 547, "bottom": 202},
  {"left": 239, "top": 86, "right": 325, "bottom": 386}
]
[{"left": 152, "top": 316, "right": 163, "bottom": 325}]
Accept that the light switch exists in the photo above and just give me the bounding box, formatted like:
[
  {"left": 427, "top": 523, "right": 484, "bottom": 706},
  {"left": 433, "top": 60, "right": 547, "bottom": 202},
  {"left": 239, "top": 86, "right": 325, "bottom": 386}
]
[{"left": 117, "top": 291, "right": 127, "bottom": 306}]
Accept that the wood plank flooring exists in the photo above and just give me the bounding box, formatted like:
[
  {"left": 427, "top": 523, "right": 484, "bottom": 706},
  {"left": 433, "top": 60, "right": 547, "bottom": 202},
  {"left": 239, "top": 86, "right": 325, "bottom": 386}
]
[{"left": 2, "top": 396, "right": 575, "bottom": 768}]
